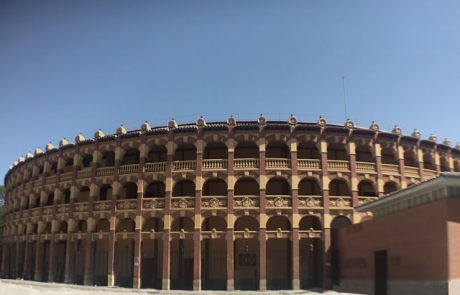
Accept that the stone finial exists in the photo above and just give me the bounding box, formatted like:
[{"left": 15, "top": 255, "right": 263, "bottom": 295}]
[
  {"left": 59, "top": 138, "right": 70, "bottom": 147},
  {"left": 168, "top": 119, "right": 178, "bottom": 130},
  {"left": 227, "top": 115, "right": 236, "bottom": 127},
  {"left": 456, "top": 143, "right": 460, "bottom": 150},
  {"left": 369, "top": 121, "right": 379, "bottom": 131},
  {"left": 344, "top": 118, "right": 354, "bottom": 129},
  {"left": 288, "top": 114, "right": 297, "bottom": 126},
  {"left": 196, "top": 116, "right": 206, "bottom": 128},
  {"left": 411, "top": 129, "right": 421, "bottom": 139},
  {"left": 141, "top": 121, "right": 151, "bottom": 132},
  {"left": 9, "top": 165, "right": 13, "bottom": 170},
  {"left": 443, "top": 138, "right": 451, "bottom": 146},
  {"left": 316, "top": 116, "right": 326, "bottom": 127},
  {"left": 75, "top": 133, "right": 85, "bottom": 143},
  {"left": 428, "top": 134, "right": 437, "bottom": 142},
  {"left": 34, "top": 147, "right": 43, "bottom": 155},
  {"left": 18, "top": 157, "right": 25, "bottom": 163},
  {"left": 392, "top": 125, "right": 402, "bottom": 135},
  {"left": 94, "top": 129, "right": 105, "bottom": 139},
  {"left": 13, "top": 160, "right": 18, "bottom": 166},
  {"left": 258, "top": 114, "right": 266, "bottom": 126},
  {"left": 26, "top": 152, "right": 33, "bottom": 159},
  {"left": 116, "top": 125, "right": 127, "bottom": 136},
  {"left": 45, "top": 142, "right": 55, "bottom": 151}
]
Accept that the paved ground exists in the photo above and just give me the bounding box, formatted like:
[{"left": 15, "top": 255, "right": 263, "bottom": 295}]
[{"left": 0, "top": 280, "right": 361, "bottom": 295}]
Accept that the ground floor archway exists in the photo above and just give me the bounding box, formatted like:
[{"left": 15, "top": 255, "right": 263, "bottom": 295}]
[
  {"left": 115, "top": 239, "right": 134, "bottom": 288},
  {"left": 234, "top": 238, "right": 259, "bottom": 290},
  {"left": 141, "top": 239, "right": 162, "bottom": 289},
  {"left": 170, "top": 239, "right": 193, "bottom": 290},
  {"left": 267, "top": 238, "right": 291, "bottom": 290},
  {"left": 300, "top": 238, "right": 322, "bottom": 289},
  {"left": 94, "top": 239, "right": 108, "bottom": 286},
  {"left": 202, "top": 238, "right": 226, "bottom": 290}
]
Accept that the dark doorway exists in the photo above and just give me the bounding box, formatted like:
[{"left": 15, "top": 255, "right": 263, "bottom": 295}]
[
  {"left": 202, "top": 239, "right": 227, "bottom": 290},
  {"left": 266, "top": 238, "right": 292, "bottom": 290},
  {"left": 94, "top": 240, "right": 109, "bottom": 286},
  {"left": 115, "top": 239, "right": 134, "bottom": 288},
  {"left": 170, "top": 239, "right": 194, "bottom": 290},
  {"left": 41, "top": 241, "right": 50, "bottom": 282},
  {"left": 234, "top": 239, "right": 259, "bottom": 290},
  {"left": 74, "top": 240, "right": 85, "bottom": 285},
  {"left": 374, "top": 250, "right": 388, "bottom": 295},
  {"left": 300, "top": 238, "right": 322, "bottom": 289},
  {"left": 54, "top": 241, "right": 66, "bottom": 283},
  {"left": 141, "top": 239, "right": 163, "bottom": 289}
]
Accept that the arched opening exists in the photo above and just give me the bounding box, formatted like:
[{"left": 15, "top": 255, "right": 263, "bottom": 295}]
[
  {"left": 404, "top": 150, "right": 417, "bottom": 167},
  {"left": 171, "top": 217, "right": 194, "bottom": 290},
  {"left": 122, "top": 182, "right": 138, "bottom": 199},
  {"left": 358, "top": 180, "right": 377, "bottom": 197},
  {"left": 356, "top": 145, "right": 374, "bottom": 162},
  {"left": 331, "top": 216, "right": 352, "bottom": 286},
  {"left": 77, "top": 220, "right": 87, "bottom": 233},
  {"left": 383, "top": 182, "right": 398, "bottom": 195},
  {"left": 174, "top": 143, "right": 196, "bottom": 161},
  {"left": 297, "top": 142, "right": 319, "bottom": 159},
  {"left": 74, "top": 238, "right": 85, "bottom": 284},
  {"left": 440, "top": 157, "right": 450, "bottom": 172},
  {"left": 45, "top": 192, "right": 54, "bottom": 206},
  {"left": 99, "top": 184, "right": 112, "bottom": 201},
  {"left": 94, "top": 219, "right": 110, "bottom": 286},
  {"left": 144, "top": 181, "right": 165, "bottom": 198},
  {"left": 204, "top": 142, "right": 228, "bottom": 159},
  {"left": 63, "top": 158, "right": 74, "bottom": 172},
  {"left": 299, "top": 216, "right": 322, "bottom": 289},
  {"left": 266, "top": 216, "right": 291, "bottom": 290},
  {"left": 266, "top": 178, "right": 290, "bottom": 195},
  {"left": 146, "top": 145, "right": 167, "bottom": 163},
  {"left": 115, "top": 219, "right": 134, "bottom": 287},
  {"left": 266, "top": 141, "right": 290, "bottom": 158},
  {"left": 234, "top": 178, "right": 259, "bottom": 195},
  {"left": 234, "top": 142, "right": 259, "bottom": 158},
  {"left": 423, "top": 153, "right": 435, "bottom": 170},
  {"left": 201, "top": 216, "right": 227, "bottom": 290},
  {"left": 81, "top": 154, "right": 93, "bottom": 168},
  {"left": 49, "top": 162, "right": 58, "bottom": 175},
  {"left": 63, "top": 189, "right": 71, "bottom": 204},
  {"left": 234, "top": 216, "right": 259, "bottom": 290},
  {"left": 381, "top": 147, "right": 397, "bottom": 165},
  {"left": 122, "top": 148, "right": 140, "bottom": 165},
  {"left": 327, "top": 143, "right": 348, "bottom": 161},
  {"left": 101, "top": 151, "right": 115, "bottom": 167},
  {"left": 58, "top": 221, "right": 68, "bottom": 233},
  {"left": 141, "top": 217, "right": 164, "bottom": 289},
  {"left": 77, "top": 187, "right": 90, "bottom": 203},
  {"left": 172, "top": 180, "right": 195, "bottom": 197},
  {"left": 203, "top": 178, "right": 227, "bottom": 196},
  {"left": 329, "top": 179, "right": 350, "bottom": 196},
  {"left": 54, "top": 232, "right": 67, "bottom": 283},
  {"left": 299, "top": 178, "right": 321, "bottom": 195}
]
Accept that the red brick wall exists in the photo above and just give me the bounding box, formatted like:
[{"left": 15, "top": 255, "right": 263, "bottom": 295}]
[
  {"left": 338, "top": 198, "right": 451, "bottom": 281},
  {"left": 447, "top": 199, "right": 460, "bottom": 279}
]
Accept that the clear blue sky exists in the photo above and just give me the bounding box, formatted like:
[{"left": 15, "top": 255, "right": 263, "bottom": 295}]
[{"left": 1, "top": 0, "right": 460, "bottom": 183}]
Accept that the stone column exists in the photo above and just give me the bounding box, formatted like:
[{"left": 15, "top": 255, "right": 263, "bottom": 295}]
[
  {"left": 291, "top": 228, "right": 300, "bottom": 290},
  {"left": 417, "top": 147, "right": 425, "bottom": 179},
  {"left": 133, "top": 227, "right": 142, "bottom": 288},
  {"left": 23, "top": 239, "right": 30, "bottom": 280},
  {"left": 397, "top": 145, "right": 406, "bottom": 188},
  {"left": 258, "top": 229, "right": 267, "bottom": 291},
  {"left": 161, "top": 230, "right": 171, "bottom": 290},
  {"left": 1, "top": 243, "right": 7, "bottom": 278},
  {"left": 226, "top": 137, "right": 235, "bottom": 291},
  {"left": 84, "top": 234, "right": 93, "bottom": 285},
  {"left": 374, "top": 143, "right": 384, "bottom": 197},
  {"left": 107, "top": 221, "right": 116, "bottom": 286},
  {"left": 348, "top": 141, "right": 358, "bottom": 207},
  {"left": 162, "top": 141, "right": 173, "bottom": 290},
  {"left": 320, "top": 139, "right": 329, "bottom": 210}
]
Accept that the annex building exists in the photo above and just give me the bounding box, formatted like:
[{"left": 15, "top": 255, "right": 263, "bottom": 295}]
[{"left": 0, "top": 115, "right": 458, "bottom": 292}]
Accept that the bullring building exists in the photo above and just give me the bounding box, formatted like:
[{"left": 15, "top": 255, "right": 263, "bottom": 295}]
[{"left": 0, "top": 115, "right": 457, "bottom": 291}]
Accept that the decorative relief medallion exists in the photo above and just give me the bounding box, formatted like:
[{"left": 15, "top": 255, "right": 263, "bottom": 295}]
[
  {"left": 267, "top": 196, "right": 289, "bottom": 207},
  {"left": 172, "top": 198, "right": 194, "bottom": 209},
  {"left": 143, "top": 199, "right": 165, "bottom": 209},
  {"left": 202, "top": 197, "right": 225, "bottom": 208},
  {"left": 299, "top": 197, "right": 321, "bottom": 207},
  {"left": 235, "top": 196, "right": 258, "bottom": 207},
  {"left": 330, "top": 197, "right": 351, "bottom": 208},
  {"left": 94, "top": 202, "right": 111, "bottom": 211}
]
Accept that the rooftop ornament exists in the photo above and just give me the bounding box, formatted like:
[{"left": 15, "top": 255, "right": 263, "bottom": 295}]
[
  {"left": 443, "top": 138, "right": 451, "bottom": 146},
  {"left": 75, "top": 133, "right": 85, "bottom": 144},
  {"left": 288, "top": 114, "right": 297, "bottom": 126},
  {"left": 258, "top": 114, "right": 266, "bottom": 126},
  {"left": 316, "top": 116, "right": 326, "bottom": 127},
  {"left": 94, "top": 129, "right": 105, "bottom": 139},
  {"left": 428, "top": 134, "right": 438, "bottom": 142},
  {"left": 392, "top": 125, "right": 402, "bottom": 135},
  {"left": 18, "top": 157, "right": 25, "bottom": 163},
  {"left": 411, "top": 129, "right": 421, "bottom": 139},
  {"left": 141, "top": 121, "right": 151, "bottom": 132},
  {"left": 26, "top": 152, "right": 33, "bottom": 159},
  {"left": 196, "top": 116, "right": 206, "bottom": 128},
  {"left": 369, "top": 121, "right": 380, "bottom": 131},
  {"left": 34, "top": 147, "right": 43, "bottom": 156},
  {"left": 59, "top": 138, "right": 70, "bottom": 147},
  {"left": 227, "top": 115, "right": 236, "bottom": 128},
  {"left": 456, "top": 143, "right": 460, "bottom": 150},
  {"left": 344, "top": 118, "right": 355, "bottom": 129},
  {"left": 45, "top": 142, "right": 55, "bottom": 151},
  {"left": 168, "top": 119, "right": 178, "bottom": 130},
  {"left": 116, "top": 125, "right": 127, "bottom": 136}
]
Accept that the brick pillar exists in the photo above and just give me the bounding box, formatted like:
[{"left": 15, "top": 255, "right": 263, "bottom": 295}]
[
  {"left": 133, "top": 230, "right": 141, "bottom": 288},
  {"left": 84, "top": 234, "right": 93, "bottom": 285},
  {"left": 64, "top": 234, "right": 73, "bottom": 283},
  {"left": 107, "top": 229, "right": 115, "bottom": 286},
  {"left": 226, "top": 229, "right": 234, "bottom": 290},
  {"left": 193, "top": 229, "right": 201, "bottom": 290},
  {"left": 162, "top": 230, "right": 170, "bottom": 290},
  {"left": 48, "top": 238, "right": 55, "bottom": 282},
  {"left": 374, "top": 143, "right": 384, "bottom": 197},
  {"left": 34, "top": 240, "right": 42, "bottom": 281},
  {"left": 292, "top": 228, "right": 300, "bottom": 290},
  {"left": 397, "top": 145, "right": 406, "bottom": 188},
  {"left": 349, "top": 142, "right": 358, "bottom": 207},
  {"left": 259, "top": 229, "right": 267, "bottom": 291}
]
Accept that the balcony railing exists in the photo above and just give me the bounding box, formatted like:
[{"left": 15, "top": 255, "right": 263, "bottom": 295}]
[
  {"left": 60, "top": 172, "right": 73, "bottom": 181},
  {"left": 94, "top": 200, "right": 112, "bottom": 211},
  {"left": 142, "top": 198, "right": 166, "bottom": 209},
  {"left": 74, "top": 202, "right": 90, "bottom": 212},
  {"left": 77, "top": 168, "right": 92, "bottom": 179},
  {"left": 328, "top": 160, "right": 349, "bottom": 171},
  {"left": 266, "top": 195, "right": 292, "bottom": 208},
  {"left": 381, "top": 163, "right": 399, "bottom": 175},
  {"left": 234, "top": 158, "right": 259, "bottom": 169},
  {"left": 144, "top": 162, "right": 167, "bottom": 172},
  {"left": 97, "top": 167, "right": 115, "bottom": 177},
  {"left": 119, "top": 164, "right": 139, "bottom": 175},
  {"left": 233, "top": 195, "right": 260, "bottom": 208},
  {"left": 201, "top": 196, "right": 227, "bottom": 208},
  {"left": 56, "top": 204, "right": 72, "bottom": 214},
  {"left": 171, "top": 197, "right": 195, "bottom": 209},
  {"left": 297, "top": 159, "right": 321, "bottom": 170},
  {"left": 265, "top": 158, "right": 291, "bottom": 169},
  {"left": 424, "top": 169, "right": 437, "bottom": 178},
  {"left": 329, "top": 196, "right": 352, "bottom": 208},
  {"left": 298, "top": 195, "right": 323, "bottom": 208},
  {"left": 404, "top": 166, "right": 420, "bottom": 178},
  {"left": 116, "top": 199, "right": 137, "bottom": 210},
  {"left": 173, "top": 160, "right": 196, "bottom": 171},
  {"left": 356, "top": 162, "right": 376, "bottom": 173},
  {"left": 203, "top": 159, "right": 228, "bottom": 170},
  {"left": 45, "top": 175, "right": 57, "bottom": 184}
]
